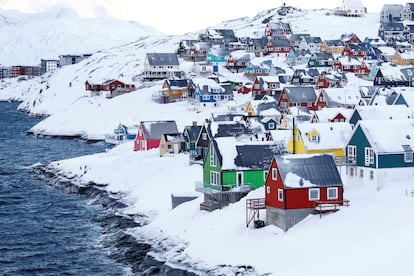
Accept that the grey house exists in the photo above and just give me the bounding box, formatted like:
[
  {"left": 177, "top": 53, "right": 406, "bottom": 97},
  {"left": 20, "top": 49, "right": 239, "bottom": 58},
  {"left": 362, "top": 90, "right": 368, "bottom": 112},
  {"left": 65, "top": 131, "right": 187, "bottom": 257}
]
[{"left": 143, "top": 53, "right": 183, "bottom": 80}]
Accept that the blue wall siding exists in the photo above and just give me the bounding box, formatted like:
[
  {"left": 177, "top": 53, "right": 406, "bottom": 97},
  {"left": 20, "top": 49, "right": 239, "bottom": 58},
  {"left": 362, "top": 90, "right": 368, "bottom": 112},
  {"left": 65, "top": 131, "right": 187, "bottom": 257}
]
[
  {"left": 349, "top": 111, "right": 362, "bottom": 126},
  {"left": 348, "top": 126, "right": 376, "bottom": 168},
  {"left": 394, "top": 95, "right": 408, "bottom": 106},
  {"left": 378, "top": 153, "right": 414, "bottom": 168}
]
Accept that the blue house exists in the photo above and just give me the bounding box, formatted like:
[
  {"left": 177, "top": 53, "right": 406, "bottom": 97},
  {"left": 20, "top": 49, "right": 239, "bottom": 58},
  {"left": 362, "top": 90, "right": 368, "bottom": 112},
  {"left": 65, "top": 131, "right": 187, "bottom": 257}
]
[
  {"left": 346, "top": 119, "right": 414, "bottom": 190},
  {"left": 192, "top": 77, "right": 233, "bottom": 105},
  {"left": 104, "top": 124, "right": 137, "bottom": 145}
]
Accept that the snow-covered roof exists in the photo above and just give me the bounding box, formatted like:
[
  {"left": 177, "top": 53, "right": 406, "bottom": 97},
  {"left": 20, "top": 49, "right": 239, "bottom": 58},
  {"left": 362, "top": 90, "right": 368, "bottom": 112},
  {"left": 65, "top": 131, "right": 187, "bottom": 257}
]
[
  {"left": 297, "top": 121, "right": 353, "bottom": 150},
  {"left": 354, "top": 105, "right": 414, "bottom": 121},
  {"left": 313, "top": 107, "right": 354, "bottom": 123},
  {"left": 323, "top": 87, "right": 361, "bottom": 106},
  {"left": 357, "top": 119, "right": 414, "bottom": 153},
  {"left": 276, "top": 154, "right": 343, "bottom": 188}
]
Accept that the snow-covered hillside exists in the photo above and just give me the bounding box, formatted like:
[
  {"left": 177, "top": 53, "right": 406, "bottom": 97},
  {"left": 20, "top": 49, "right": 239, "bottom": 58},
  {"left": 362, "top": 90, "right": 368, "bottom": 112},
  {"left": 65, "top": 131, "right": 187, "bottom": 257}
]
[
  {"left": 0, "top": 5, "right": 163, "bottom": 66},
  {"left": 1, "top": 6, "right": 380, "bottom": 139}
]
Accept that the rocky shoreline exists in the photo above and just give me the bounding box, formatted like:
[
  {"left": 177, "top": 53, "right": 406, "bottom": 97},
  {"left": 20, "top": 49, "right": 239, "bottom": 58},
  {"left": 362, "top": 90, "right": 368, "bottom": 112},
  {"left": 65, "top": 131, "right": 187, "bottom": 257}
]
[{"left": 32, "top": 164, "right": 200, "bottom": 275}]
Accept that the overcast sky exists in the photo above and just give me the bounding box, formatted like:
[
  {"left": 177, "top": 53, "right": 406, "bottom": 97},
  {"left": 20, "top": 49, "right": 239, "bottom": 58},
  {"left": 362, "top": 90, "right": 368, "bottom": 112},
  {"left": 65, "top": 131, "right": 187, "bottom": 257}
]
[{"left": 0, "top": 0, "right": 391, "bottom": 35}]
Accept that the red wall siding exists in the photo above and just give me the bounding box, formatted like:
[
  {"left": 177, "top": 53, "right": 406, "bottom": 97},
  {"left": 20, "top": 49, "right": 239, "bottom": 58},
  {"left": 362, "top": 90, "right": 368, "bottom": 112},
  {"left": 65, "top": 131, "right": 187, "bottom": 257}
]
[{"left": 265, "top": 160, "right": 285, "bottom": 209}]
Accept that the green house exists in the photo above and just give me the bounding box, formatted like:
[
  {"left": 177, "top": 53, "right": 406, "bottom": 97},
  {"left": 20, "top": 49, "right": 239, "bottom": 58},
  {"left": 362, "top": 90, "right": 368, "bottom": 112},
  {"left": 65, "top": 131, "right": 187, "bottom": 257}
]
[
  {"left": 197, "top": 137, "right": 285, "bottom": 211},
  {"left": 346, "top": 119, "right": 414, "bottom": 190}
]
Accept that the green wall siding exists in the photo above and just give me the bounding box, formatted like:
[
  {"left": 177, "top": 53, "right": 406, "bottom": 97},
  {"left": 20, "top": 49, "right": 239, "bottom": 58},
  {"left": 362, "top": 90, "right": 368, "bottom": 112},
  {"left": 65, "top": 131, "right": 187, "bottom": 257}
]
[
  {"left": 203, "top": 146, "right": 221, "bottom": 188},
  {"left": 348, "top": 126, "right": 376, "bottom": 168}
]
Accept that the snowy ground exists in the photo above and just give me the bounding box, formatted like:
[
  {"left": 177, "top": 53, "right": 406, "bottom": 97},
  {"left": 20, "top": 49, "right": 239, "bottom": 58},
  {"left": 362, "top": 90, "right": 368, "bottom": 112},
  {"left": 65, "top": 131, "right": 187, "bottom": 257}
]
[{"left": 45, "top": 138, "right": 414, "bottom": 276}]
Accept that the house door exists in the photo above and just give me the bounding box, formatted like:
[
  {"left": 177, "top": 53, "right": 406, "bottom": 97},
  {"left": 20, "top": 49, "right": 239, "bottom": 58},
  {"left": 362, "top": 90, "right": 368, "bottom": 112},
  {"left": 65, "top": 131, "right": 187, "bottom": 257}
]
[
  {"left": 173, "top": 144, "right": 179, "bottom": 154},
  {"left": 236, "top": 172, "right": 243, "bottom": 187},
  {"left": 140, "top": 140, "right": 146, "bottom": 150}
]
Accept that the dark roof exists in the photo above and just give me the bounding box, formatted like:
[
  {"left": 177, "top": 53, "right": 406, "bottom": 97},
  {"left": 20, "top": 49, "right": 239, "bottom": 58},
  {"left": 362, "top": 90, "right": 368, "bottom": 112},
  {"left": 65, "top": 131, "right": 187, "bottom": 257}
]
[
  {"left": 208, "top": 122, "right": 253, "bottom": 138},
  {"left": 234, "top": 143, "right": 286, "bottom": 169},
  {"left": 146, "top": 53, "right": 179, "bottom": 66},
  {"left": 275, "top": 154, "right": 343, "bottom": 188},
  {"left": 284, "top": 86, "right": 317, "bottom": 103},
  {"left": 183, "top": 125, "right": 202, "bottom": 142},
  {"left": 162, "top": 133, "right": 185, "bottom": 142},
  {"left": 211, "top": 113, "right": 245, "bottom": 122},
  {"left": 166, "top": 79, "right": 188, "bottom": 88},
  {"left": 141, "top": 120, "right": 179, "bottom": 140}
]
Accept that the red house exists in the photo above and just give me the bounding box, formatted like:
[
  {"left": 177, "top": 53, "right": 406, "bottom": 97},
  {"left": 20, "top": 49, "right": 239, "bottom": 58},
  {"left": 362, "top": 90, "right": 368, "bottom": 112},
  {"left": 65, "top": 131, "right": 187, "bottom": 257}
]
[
  {"left": 277, "top": 86, "right": 317, "bottom": 111},
  {"left": 265, "top": 154, "right": 344, "bottom": 231},
  {"left": 315, "top": 71, "right": 347, "bottom": 89},
  {"left": 85, "top": 79, "right": 136, "bottom": 98},
  {"left": 251, "top": 76, "right": 281, "bottom": 97},
  {"left": 134, "top": 120, "right": 179, "bottom": 151}
]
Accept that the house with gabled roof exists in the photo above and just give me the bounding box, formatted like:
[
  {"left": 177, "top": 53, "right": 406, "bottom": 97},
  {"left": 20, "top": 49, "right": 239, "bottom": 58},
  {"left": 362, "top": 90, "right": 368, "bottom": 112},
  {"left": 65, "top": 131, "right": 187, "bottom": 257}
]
[
  {"left": 158, "top": 79, "right": 193, "bottom": 103},
  {"left": 321, "top": 87, "right": 362, "bottom": 109},
  {"left": 196, "top": 137, "right": 286, "bottom": 211},
  {"left": 392, "top": 50, "right": 414, "bottom": 66},
  {"left": 134, "top": 120, "right": 179, "bottom": 151},
  {"left": 320, "top": 39, "right": 344, "bottom": 54},
  {"left": 393, "top": 87, "right": 414, "bottom": 107},
  {"left": 192, "top": 77, "right": 233, "bottom": 106},
  {"left": 339, "top": 33, "right": 362, "bottom": 44},
  {"left": 290, "top": 68, "right": 320, "bottom": 86},
  {"left": 373, "top": 65, "right": 414, "bottom": 87},
  {"left": 85, "top": 79, "right": 136, "bottom": 98},
  {"left": 315, "top": 71, "right": 347, "bottom": 89},
  {"left": 251, "top": 76, "right": 281, "bottom": 97},
  {"left": 143, "top": 53, "right": 183, "bottom": 80},
  {"left": 159, "top": 133, "right": 186, "bottom": 157},
  {"left": 265, "top": 154, "right": 344, "bottom": 231},
  {"left": 338, "top": 0, "right": 365, "bottom": 17},
  {"left": 307, "top": 52, "right": 335, "bottom": 68},
  {"left": 183, "top": 122, "right": 203, "bottom": 164},
  {"left": 333, "top": 56, "right": 367, "bottom": 74},
  {"left": 226, "top": 51, "right": 250, "bottom": 73},
  {"left": 265, "top": 38, "right": 291, "bottom": 56},
  {"left": 346, "top": 119, "right": 414, "bottom": 190},
  {"left": 278, "top": 86, "right": 318, "bottom": 111},
  {"left": 378, "top": 22, "right": 405, "bottom": 42},
  {"left": 289, "top": 33, "right": 311, "bottom": 49},
  {"left": 287, "top": 122, "right": 353, "bottom": 164},
  {"left": 341, "top": 43, "right": 368, "bottom": 58},
  {"left": 380, "top": 4, "right": 403, "bottom": 23},
  {"left": 349, "top": 105, "right": 414, "bottom": 126},
  {"left": 310, "top": 107, "right": 354, "bottom": 123},
  {"left": 298, "top": 36, "right": 323, "bottom": 53},
  {"left": 402, "top": 3, "right": 414, "bottom": 21},
  {"left": 286, "top": 48, "right": 311, "bottom": 66}
]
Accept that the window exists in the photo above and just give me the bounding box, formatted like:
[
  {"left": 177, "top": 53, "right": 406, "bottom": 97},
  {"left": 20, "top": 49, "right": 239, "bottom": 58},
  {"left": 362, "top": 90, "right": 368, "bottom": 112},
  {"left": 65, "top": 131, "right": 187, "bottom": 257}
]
[
  {"left": 309, "top": 188, "right": 320, "bottom": 201},
  {"left": 268, "top": 122, "right": 275, "bottom": 130},
  {"left": 348, "top": 145, "right": 356, "bottom": 163},
  {"left": 210, "top": 171, "right": 220, "bottom": 185},
  {"left": 278, "top": 189, "right": 283, "bottom": 201},
  {"left": 202, "top": 133, "right": 207, "bottom": 140},
  {"left": 402, "top": 145, "right": 413, "bottom": 163},
  {"left": 210, "top": 148, "right": 216, "bottom": 166},
  {"left": 327, "top": 187, "right": 338, "bottom": 200},
  {"left": 350, "top": 167, "right": 354, "bottom": 177},
  {"left": 360, "top": 169, "right": 364, "bottom": 178},
  {"left": 266, "top": 186, "right": 270, "bottom": 194},
  {"left": 272, "top": 168, "right": 278, "bottom": 180},
  {"left": 264, "top": 171, "right": 269, "bottom": 181},
  {"left": 364, "top": 147, "right": 374, "bottom": 166},
  {"left": 369, "top": 170, "right": 374, "bottom": 180},
  {"left": 311, "top": 135, "right": 319, "bottom": 143}
]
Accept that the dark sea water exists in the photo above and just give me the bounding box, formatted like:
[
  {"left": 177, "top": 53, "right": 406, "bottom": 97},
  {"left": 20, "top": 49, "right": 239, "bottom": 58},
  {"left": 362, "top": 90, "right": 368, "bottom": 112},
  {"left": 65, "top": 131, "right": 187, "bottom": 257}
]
[{"left": 0, "top": 102, "right": 129, "bottom": 275}]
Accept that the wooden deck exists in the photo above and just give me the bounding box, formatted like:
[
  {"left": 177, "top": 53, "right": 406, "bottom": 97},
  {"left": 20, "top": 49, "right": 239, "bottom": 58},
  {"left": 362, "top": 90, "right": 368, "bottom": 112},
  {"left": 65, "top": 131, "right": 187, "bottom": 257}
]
[
  {"left": 314, "top": 199, "right": 350, "bottom": 218},
  {"left": 246, "top": 198, "right": 266, "bottom": 228}
]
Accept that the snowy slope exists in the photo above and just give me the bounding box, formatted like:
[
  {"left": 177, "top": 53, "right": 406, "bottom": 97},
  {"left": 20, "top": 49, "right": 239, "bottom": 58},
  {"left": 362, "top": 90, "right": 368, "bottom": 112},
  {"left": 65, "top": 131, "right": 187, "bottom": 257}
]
[
  {"left": 2, "top": 6, "right": 380, "bottom": 139},
  {"left": 0, "top": 5, "right": 163, "bottom": 66}
]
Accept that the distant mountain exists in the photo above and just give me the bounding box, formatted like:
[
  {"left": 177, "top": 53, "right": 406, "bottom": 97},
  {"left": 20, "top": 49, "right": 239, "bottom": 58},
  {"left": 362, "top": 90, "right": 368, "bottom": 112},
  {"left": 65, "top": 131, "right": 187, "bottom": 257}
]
[{"left": 0, "top": 5, "right": 164, "bottom": 66}]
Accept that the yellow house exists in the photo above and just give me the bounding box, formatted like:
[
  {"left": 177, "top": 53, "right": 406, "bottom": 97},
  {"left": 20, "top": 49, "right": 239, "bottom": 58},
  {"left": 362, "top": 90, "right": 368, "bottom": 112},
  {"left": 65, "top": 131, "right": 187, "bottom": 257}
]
[
  {"left": 244, "top": 95, "right": 278, "bottom": 116},
  {"left": 287, "top": 122, "right": 352, "bottom": 163},
  {"left": 392, "top": 50, "right": 414, "bottom": 66},
  {"left": 319, "top": 40, "right": 344, "bottom": 54}
]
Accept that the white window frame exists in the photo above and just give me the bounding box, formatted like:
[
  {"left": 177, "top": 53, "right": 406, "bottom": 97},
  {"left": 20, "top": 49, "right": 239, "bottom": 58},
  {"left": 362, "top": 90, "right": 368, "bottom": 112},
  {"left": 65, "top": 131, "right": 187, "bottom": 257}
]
[
  {"left": 327, "top": 187, "right": 338, "bottom": 200},
  {"left": 278, "top": 188, "right": 283, "bottom": 202},
  {"left": 268, "top": 122, "right": 275, "bottom": 130},
  {"left": 348, "top": 145, "right": 356, "bottom": 162},
  {"left": 364, "top": 147, "right": 374, "bottom": 166},
  {"left": 210, "top": 148, "right": 216, "bottom": 167},
  {"left": 309, "top": 188, "right": 320, "bottom": 201},
  {"left": 266, "top": 186, "right": 270, "bottom": 194},
  {"left": 272, "top": 168, "right": 278, "bottom": 180},
  {"left": 210, "top": 171, "right": 220, "bottom": 185},
  {"left": 404, "top": 151, "right": 413, "bottom": 163}
]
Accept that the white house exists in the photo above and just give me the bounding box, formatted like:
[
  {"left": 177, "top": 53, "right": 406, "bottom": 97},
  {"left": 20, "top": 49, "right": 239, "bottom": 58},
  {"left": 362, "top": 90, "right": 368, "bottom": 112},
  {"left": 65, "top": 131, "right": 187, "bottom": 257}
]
[{"left": 339, "top": 0, "right": 365, "bottom": 17}]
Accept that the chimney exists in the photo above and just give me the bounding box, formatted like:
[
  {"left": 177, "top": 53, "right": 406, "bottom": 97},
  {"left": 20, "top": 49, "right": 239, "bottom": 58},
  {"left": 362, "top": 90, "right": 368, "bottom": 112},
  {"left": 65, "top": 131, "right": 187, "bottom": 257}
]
[{"left": 192, "top": 121, "right": 197, "bottom": 126}]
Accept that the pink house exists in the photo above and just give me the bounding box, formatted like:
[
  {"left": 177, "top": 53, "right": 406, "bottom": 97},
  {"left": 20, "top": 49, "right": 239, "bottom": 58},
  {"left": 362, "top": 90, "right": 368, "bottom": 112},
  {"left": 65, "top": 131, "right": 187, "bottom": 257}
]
[{"left": 134, "top": 120, "right": 179, "bottom": 151}]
